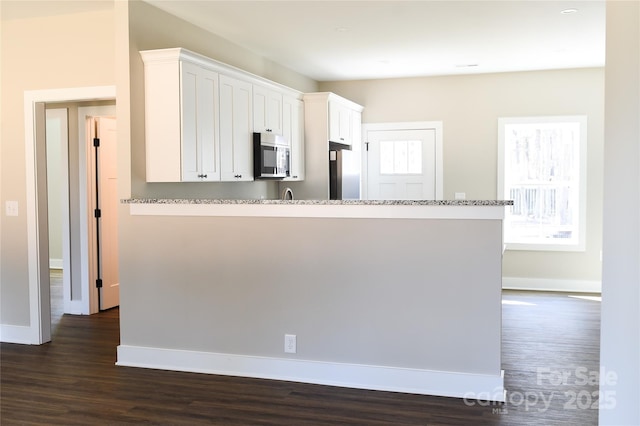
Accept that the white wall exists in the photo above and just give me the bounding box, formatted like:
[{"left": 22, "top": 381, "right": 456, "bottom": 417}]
[
  {"left": 320, "top": 68, "right": 604, "bottom": 287},
  {"left": 599, "top": 1, "right": 640, "bottom": 424}
]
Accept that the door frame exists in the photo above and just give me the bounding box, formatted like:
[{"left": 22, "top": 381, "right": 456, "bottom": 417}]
[
  {"left": 362, "top": 121, "right": 444, "bottom": 200},
  {"left": 24, "top": 86, "right": 116, "bottom": 345}
]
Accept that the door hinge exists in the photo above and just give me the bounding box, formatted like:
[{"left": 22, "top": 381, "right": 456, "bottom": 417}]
[
  {"left": 94, "top": 208, "right": 101, "bottom": 218},
  {"left": 365, "top": 142, "right": 369, "bottom": 151},
  {"left": 96, "top": 278, "right": 103, "bottom": 288},
  {"left": 93, "top": 137, "right": 100, "bottom": 147}
]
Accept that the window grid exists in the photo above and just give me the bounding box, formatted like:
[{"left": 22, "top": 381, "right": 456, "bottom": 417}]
[{"left": 499, "top": 117, "right": 586, "bottom": 251}]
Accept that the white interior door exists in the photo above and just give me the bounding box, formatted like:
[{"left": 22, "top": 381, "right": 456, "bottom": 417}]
[
  {"left": 365, "top": 127, "right": 439, "bottom": 200},
  {"left": 89, "top": 116, "right": 119, "bottom": 310}
]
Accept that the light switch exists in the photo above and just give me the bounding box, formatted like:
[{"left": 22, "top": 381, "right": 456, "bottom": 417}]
[{"left": 6, "top": 201, "right": 18, "bottom": 216}]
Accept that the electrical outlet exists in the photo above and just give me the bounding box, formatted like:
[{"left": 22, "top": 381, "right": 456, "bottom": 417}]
[
  {"left": 6, "top": 201, "right": 18, "bottom": 217},
  {"left": 454, "top": 192, "right": 466, "bottom": 200},
  {"left": 284, "top": 334, "right": 296, "bottom": 354}
]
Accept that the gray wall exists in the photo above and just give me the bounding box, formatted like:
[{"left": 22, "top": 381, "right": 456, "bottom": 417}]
[
  {"left": 320, "top": 68, "right": 605, "bottom": 284},
  {"left": 120, "top": 213, "right": 503, "bottom": 375}
]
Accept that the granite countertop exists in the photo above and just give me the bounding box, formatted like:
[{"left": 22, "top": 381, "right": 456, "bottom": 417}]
[{"left": 123, "top": 198, "right": 513, "bottom": 206}]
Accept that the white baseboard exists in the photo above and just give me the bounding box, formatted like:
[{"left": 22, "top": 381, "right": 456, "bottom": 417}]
[
  {"left": 117, "top": 345, "right": 505, "bottom": 402},
  {"left": 65, "top": 300, "right": 88, "bottom": 315},
  {"left": 503, "top": 277, "right": 601, "bottom": 293},
  {"left": 0, "top": 324, "right": 32, "bottom": 344},
  {"left": 49, "top": 258, "right": 63, "bottom": 269}
]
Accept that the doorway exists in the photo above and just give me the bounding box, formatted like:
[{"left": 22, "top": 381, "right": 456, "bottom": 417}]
[
  {"left": 24, "top": 86, "right": 116, "bottom": 344},
  {"left": 44, "top": 104, "right": 118, "bottom": 332},
  {"left": 362, "top": 122, "right": 443, "bottom": 200}
]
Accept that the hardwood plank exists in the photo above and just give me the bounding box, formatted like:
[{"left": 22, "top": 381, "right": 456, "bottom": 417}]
[{"left": 1, "top": 291, "right": 600, "bottom": 425}]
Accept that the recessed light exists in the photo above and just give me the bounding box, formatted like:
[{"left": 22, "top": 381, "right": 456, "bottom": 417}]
[{"left": 561, "top": 8, "right": 578, "bottom": 14}]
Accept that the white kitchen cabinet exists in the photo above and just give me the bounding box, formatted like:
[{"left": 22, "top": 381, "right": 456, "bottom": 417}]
[
  {"left": 219, "top": 74, "right": 254, "bottom": 181},
  {"left": 282, "top": 96, "right": 305, "bottom": 181},
  {"left": 141, "top": 52, "right": 219, "bottom": 182},
  {"left": 253, "top": 85, "right": 283, "bottom": 135},
  {"left": 284, "top": 92, "right": 363, "bottom": 200},
  {"left": 329, "top": 100, "right": 353, "bottom": 146},
  {"left": 180, "top": 62, "right": 220, "bottom": 181},
  {"left": 141, "top": 48, "right": 304, "bottom": 185}
]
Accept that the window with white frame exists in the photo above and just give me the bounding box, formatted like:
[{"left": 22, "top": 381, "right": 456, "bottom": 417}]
[{"left": 498, "top": 116, "right": 587, "bottom": 251}]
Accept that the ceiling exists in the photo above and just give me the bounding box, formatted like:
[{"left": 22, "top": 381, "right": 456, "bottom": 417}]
[
  {"left": 1, "top": 0, "right": 606, "bottom": 82},
  {"left": 144, "top": 0, "right": 606, "bottom": 82}
]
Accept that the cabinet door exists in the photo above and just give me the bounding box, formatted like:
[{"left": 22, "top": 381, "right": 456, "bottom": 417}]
[
  {"left": 220, "top": 74, "right": 254, "bottom": 181},
  {"left": 283, "top": 96, "right": 304, "bottom": 180},
  {"left": 144, "top": 59, "right": 182, "bottom": 182},
  {"left": 329, "top": 101, "right": 352, "bottom": 145},
  {"left": 180, "top": 61, "right": 200, "bottom": 181},
  {"left": 198, "top": 68, "right": 220, "bottom": 181},
  {"left": 180, "top": 62, "right": 220, "bottom": 181},
  {"left": 253, "top": 85, "right": 283, "bottom": 134}
]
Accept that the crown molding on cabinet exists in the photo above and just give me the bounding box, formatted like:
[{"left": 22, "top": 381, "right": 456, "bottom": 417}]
[{"left": 140, "top": 48, "right": 303, "bottom": 100}]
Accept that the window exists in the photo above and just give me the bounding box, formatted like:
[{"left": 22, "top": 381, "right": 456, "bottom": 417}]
[
  {"left": 379, "top": 140, "right": 422, "bottom": 174},
  {"left": 498, "top": 116, "right": 587, "bottom": 251}
]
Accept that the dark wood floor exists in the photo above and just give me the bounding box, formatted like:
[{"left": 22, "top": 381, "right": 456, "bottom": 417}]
[{"left": 1, "top": 290, "right": 600, "bottom": 425}]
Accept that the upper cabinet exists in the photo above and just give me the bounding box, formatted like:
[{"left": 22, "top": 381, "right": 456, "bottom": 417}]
[
  {"left": 219, "top": 74, "right": 253, "bottom": 181},
  {"left": 140, "top": 48, "right": 304, "bottom": 183},
  {"left": 180, "top": 62, "right": 220, "bottom": 181},
  {"left": 282, "top": 96, "right": 305, "bottom": 181},
  {"left": 286, "top": 92, "right": 362, "bottom": 200},
  {"left": 253, "top": 85, "right": 283, "bottom": 135},
  {"left": 328, "top": 100, "right": 353, "bottom": 146},
  {"left": 141, "top": 51, "right": 220, "bottom": 182}
]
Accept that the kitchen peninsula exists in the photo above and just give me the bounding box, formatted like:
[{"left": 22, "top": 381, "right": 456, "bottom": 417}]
[{"left": 118, "top": 199, "right": 512, "bottom": 402}]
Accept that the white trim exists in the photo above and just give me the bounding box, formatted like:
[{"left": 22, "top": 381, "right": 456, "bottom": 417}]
[
  {"left": 45, "top": 108, "right": 73, "bottom": 312},
  {"left": 140, "top": 48, "right": 302, "bottom": 99},
  {"left": 49, "top": 258, "right": 64, "bottom": 269},
  {"left": 117, "top": 345, "right": 505, "bottom": 402},
  {"left": 64, "top": 301, "right": 89, "bottom": 316},
  {"left": 128, "top": 203, "right": 507, "bottom": 220},
  {"left": 497, "top": 115, "right": 588, "bottom": 252},
  {"left": 0, "top": 325, "right": 32, "bottom": 344},
  {"left": 503, "top": 277, "right": 601, "bottom": 293},
  {"left": 362, "top": 121, "right": 444, "bottom": 200},
  {"left": 24, "top": 86, "right": 116, "bottom": 345}
]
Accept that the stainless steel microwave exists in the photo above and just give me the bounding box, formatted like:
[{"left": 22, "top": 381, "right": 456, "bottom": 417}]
[{"left": 253, "top": 132, "right": 290, "bottom": 179}]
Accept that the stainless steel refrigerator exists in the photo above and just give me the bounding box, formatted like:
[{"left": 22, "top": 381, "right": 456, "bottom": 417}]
[{"left": 329, "top": 149, "right": 360, "bottom": 200}]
